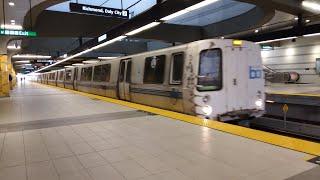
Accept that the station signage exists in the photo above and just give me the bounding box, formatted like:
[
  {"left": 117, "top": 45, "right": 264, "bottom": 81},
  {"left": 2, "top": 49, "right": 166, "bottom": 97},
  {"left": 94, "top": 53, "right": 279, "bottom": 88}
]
[
  {"left": 69, "top": 3, "right": 129, "bottom": 19},
  {"left": 0, "top": 29, "right": 37, "bottom": 37}
]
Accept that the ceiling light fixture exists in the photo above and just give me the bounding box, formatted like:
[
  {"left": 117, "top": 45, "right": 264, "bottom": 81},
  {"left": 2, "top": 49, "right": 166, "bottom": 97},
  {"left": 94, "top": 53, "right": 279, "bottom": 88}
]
[
  {"left": 98, "top": 56, "right": 119, "bottom": 60},
  {"left": 305, "top": 19, "right": 311, "bottom": 23},
  {"left": 255, "top": 37, "right": 298, "bottom": 44},
  {"left": 161, "top": 0, "right": 220, "bottom": 21},
  {"left": 255, "top": 29, "right": 259, "bottom": 33},
  {"left": 32, "top": 35, "right": 127, "bottom": 73},
  {"left": 12, "top": 54, "right": 52, "bottom": 59},
  {"left": 7, "top": 45, "right": 21, "bottom": 50},
  {"left": 0, "top": 24, "right": 22, "bottom": 30},
  {"left": 8, "top": 1, "right": 15, "bottom": 6},
  {"left": 10, "top": 20, "right": 15, "bottom": 25},
  {"left": 14, "top": 60, "right": 30, "bottom": 63},
  {"left": 302, "top": 1, "right": 320, "bottom": 12},
  {"left": 64, "top": 66, "right": 73, "bottom": 68},
  {"left": 72, "top": 63, "right": 84, "bottom": 66},
  {"left": 303, "top": 32, "right": 320, "bottom": 37},
  {"left": 125, "top": 22, "right": 161, "bottom": 36},
  {"left": 83, "top": 60, "right": 99, "bottom": 64}
]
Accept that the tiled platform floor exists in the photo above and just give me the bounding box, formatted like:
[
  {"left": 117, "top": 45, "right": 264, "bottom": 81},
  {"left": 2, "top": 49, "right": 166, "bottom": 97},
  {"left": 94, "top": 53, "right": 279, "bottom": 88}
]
[{"left": 0, "top": 82, "right": 318, "bottom": 180}]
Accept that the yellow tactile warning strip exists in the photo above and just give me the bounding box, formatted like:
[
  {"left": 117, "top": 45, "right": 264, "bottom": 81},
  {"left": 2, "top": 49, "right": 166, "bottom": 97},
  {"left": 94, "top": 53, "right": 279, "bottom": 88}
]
[
  {"left": 39, "top": 83, "right": 320, "bottom": 156},
  {"left": 304, "top": 154, "right": 317, "bottom": 161},
  {"left": 268, "top": 92, "right": 320, "bottom": 97}
]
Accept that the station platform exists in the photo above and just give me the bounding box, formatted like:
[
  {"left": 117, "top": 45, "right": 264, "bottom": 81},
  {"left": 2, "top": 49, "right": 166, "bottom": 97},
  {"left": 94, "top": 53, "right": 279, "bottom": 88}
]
[{"left": 0, "top": 82, "right": 319, "bottom": 180}]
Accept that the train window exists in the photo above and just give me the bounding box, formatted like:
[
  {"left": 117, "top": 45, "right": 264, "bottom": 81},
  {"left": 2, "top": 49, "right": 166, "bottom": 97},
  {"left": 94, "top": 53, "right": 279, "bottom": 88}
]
[
  {"left": 198, "top": 49, "right": 222, "bottom": 91},
  {"left": 119, "top": 62, "right": 125, "bottom": 82},
  {"left": 80, "top": 67, "right": 93, "bottom": 81},
  {"left": 126, "top": 61, "right": 132, "bottom": 83},
  {"left": 93, "top": 64, "right": 111, "bottom": 82},
  {"left": 170, "top": 53, "right": 184, "bottom": 85},
  {"left": 93, "top": 66, "right": 101, "bottom": 82},
  {"left": 143, "top": 55, "right": 165, "bottom": 84},
  {"left": 65, "top": 70, "right": 72, "bottom": 81},
  {"left": 59, "top": 71, "right": 64, "bottom": 81}
]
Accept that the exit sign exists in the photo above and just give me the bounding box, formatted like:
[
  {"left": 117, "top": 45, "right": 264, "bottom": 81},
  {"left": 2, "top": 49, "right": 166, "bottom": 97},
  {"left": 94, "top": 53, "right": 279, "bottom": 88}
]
[{"left": 0, "top": 29, "right": 37, "bottom": 37}]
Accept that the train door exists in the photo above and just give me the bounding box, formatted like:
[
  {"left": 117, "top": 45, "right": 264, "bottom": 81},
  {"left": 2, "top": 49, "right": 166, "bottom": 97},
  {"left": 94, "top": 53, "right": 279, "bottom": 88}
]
[
  {"left": 225, "top": 47, "right": 248, "bottom": 111},
  {"left": 118, "top": 59, "right": 132, "bottom": 100},
  {"left": 73, "top": 67, "right": 78, "bottom": 90}
]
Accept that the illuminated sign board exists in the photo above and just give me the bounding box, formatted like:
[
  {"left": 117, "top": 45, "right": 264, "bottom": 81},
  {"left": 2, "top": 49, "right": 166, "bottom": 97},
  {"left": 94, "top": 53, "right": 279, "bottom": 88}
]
[
  {"left": 0, "top": 29, "right": 37, "bottom": 37},
  {"left": 70, "top": 3, "right": 129, "bottom": 19}
]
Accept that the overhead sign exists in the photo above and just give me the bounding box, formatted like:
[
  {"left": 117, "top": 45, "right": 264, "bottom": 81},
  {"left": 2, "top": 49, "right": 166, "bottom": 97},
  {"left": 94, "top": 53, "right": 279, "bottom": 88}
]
[
  {"left": 0, "top": 29, "right": 37, "bottom": 37},
  {"left": 69, "top": 3, "right": 129, "bottom": 19}
]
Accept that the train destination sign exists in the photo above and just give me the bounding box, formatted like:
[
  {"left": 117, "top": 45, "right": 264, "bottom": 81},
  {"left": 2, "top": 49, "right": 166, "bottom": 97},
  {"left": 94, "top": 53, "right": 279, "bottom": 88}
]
[
  {"left": 69, "top": 3, "right": 129, "bottom": 19},
  {"left": 0, "top": 29, "right": 37, "bottom": 37}
]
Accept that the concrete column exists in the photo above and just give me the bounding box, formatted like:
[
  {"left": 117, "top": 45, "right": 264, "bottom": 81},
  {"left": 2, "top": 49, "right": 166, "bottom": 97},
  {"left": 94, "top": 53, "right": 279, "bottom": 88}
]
[{"left": 0, "top": 55, "right": 10, "bottom": 97}]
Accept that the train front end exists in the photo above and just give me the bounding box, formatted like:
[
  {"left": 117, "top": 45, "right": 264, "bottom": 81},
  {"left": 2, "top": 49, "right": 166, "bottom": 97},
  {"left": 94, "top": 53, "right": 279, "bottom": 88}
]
[{"left": 191, "top": 39, "right": 265, "bottom": 121}]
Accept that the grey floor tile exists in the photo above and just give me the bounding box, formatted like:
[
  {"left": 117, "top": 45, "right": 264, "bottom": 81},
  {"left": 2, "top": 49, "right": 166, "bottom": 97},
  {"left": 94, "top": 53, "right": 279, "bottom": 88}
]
[
  {"left": 112, "top": 159, "right": 150, "bottom": 180},
  {"left": 0, "top": 165, "right": 27, "bottom": 180},
  {"left": 88, "top": 164, "right": 125, "bottom": 180},
  {"left": 77, "top": 152, "right": 108, "bottom": 168},
  {"left": 52, "top": 156, "right": 84, "bottom": 175},
  {"left": 27, "top": 161, "right": 59, "bottom": 180}
]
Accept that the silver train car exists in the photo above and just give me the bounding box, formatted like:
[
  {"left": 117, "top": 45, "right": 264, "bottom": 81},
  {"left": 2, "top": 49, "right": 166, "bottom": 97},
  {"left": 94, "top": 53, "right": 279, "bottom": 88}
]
[{"left": 34, "top": 39, "right": 265, "bottom": 121}]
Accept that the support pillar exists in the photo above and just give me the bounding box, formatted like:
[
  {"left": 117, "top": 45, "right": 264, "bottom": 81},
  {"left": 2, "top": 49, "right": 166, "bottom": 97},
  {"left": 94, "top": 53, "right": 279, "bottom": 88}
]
[{"left": 0, "top": 55, "right": 10, "bottom": 97}]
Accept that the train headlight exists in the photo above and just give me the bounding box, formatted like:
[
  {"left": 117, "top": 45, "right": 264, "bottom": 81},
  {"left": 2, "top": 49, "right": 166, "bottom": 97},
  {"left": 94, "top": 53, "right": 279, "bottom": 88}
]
[
  {"left": 202, "top": 105, "right": 213, "bottom": 116},
  {"left": 255, "top": 99, "right": 263, "bottom": 108}
]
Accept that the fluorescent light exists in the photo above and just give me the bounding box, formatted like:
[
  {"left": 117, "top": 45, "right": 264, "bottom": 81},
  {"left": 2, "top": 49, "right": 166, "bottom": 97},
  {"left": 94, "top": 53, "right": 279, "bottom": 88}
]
[
  {"left": 64, "top": 66, "right": 73, "bottom": 68},
  {"left": 83, "top": 60, "right": 99, "bottom": 64},
  {"left": 7, "top": 45, "right": 21, "bottom": 50},
  {"left": 255, "top": 37, "right": 297, "bottom": 44},
  {"left": 72, "top": 63, "right": 84, "bottom": 66},
  {"left": 125, "top": 22, "right": 160, "bottom": 36},
  {"left": 8, "top": 1, "right": 15, "bottom": 6},
  {"left": 12, "top": 54, "right": 52, "bottom": 59},
  {"left": 98, "top": 34, "right": 107, "bottom": 42},
  {"left": 92, "top": 35, "right": 127, "bottom": 50},
  {"left": 98, "top": 56, "right": 119, "bottom": 60},
  {"left": 161, "top": 0, "right": 220, "bottom": 21},
  {"left": 186, "top": 0, "right": 219, "bottom": 11},
  {"left": 14, "top": 60, "right": 30, "bottom": 63},
  {"left": 302, "top": 1, "right": 320, "bottom": 12},
  {"left": 303, "top": 32, "right": 320, "bottom": 37},
  {"left": 1, "top": 24, "right": 22, "bottom": 30},
  {"left": 32, "top": 36, "right": 127, "bottom": 73},
  {"left": 160, "top": 10, "right": 189, "bottom": 21}
]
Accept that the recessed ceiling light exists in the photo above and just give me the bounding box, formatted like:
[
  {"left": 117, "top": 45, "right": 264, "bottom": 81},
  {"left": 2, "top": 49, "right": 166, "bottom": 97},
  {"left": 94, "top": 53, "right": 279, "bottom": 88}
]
[
  {"left": 302, "top": 1, "right": 320, "bottom": 12},
  {"left": 294, "top": 17, "right": 299, "bottom": 20},
  {"left": 8, "top": 2, "right": 15, "bottom": 6},
  {"left": 255, "top": 29, "right": 259, "bottom": 33},
  {"left": 305, "top": 19, "right": 311, "bottom": 23}
]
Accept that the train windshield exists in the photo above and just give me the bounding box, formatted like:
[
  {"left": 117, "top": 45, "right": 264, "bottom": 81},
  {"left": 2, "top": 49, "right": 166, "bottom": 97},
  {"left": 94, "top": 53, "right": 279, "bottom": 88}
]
[{"left": 198, "top": 49, "right": 222, "bottom": 91}]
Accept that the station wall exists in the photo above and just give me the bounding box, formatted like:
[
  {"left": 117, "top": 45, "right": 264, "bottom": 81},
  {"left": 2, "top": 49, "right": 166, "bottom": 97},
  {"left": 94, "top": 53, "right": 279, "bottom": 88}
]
[{"left": 261, "top": 36, "right": 320, "bottom": 84}]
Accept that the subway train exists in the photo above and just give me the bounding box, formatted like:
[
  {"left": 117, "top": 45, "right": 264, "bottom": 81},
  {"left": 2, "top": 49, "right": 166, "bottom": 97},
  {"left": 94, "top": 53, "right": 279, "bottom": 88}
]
[{"left": 34, "top": 39, "right": 265, "bottom": 121}]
